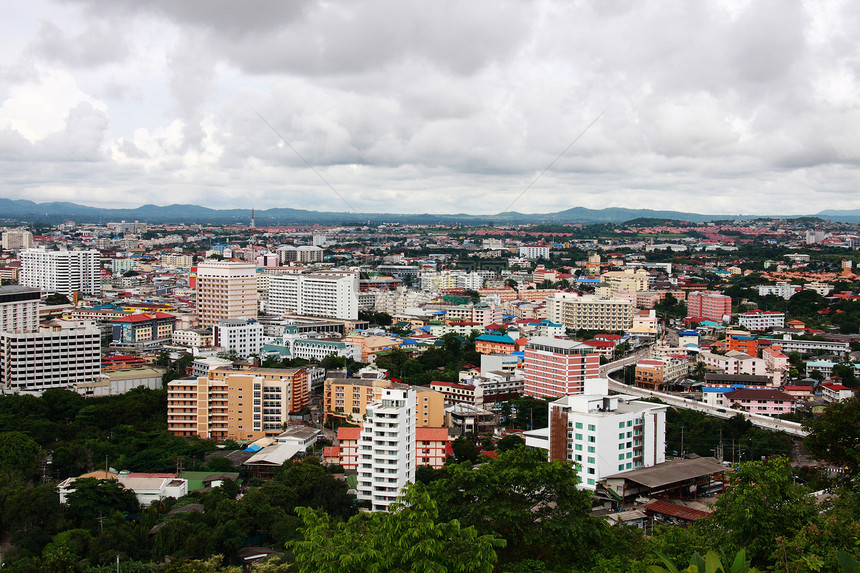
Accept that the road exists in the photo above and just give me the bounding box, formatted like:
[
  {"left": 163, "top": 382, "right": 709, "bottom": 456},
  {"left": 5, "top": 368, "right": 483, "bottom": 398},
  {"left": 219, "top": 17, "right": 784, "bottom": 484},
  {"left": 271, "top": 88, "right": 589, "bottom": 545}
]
[{"left": 600, "top": 353, "right": 808, "bottom": 438}]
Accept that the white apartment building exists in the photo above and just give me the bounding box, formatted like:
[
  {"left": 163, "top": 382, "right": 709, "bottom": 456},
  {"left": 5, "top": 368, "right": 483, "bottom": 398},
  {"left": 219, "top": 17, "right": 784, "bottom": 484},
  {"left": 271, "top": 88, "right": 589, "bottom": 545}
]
[
  {"left": 19, "top": 248, "right": 101, "bottom": 297},
  {"left": 546, "top": 293, "right": 634, "bottom": 332},
  {"left": 160, "top": 254, "right": 193, "bottom": 268},
  {"left": 547, "top": 392, "right": 667, "bottom": 490},
  {"left": 805, "top": 282, "right": 834, "bottom": 296},
  {"left": 268, "top": 272, "right": 358, "bottom": 320},
  {"left": 276, "top": 245, "right": 324, "bottom": 264},
  {"left": 519, "top": 245, "right": 550, "bottom": 259},
  {"left": 757, "top": 282, "right": 798, "bottom": 300},
  {"left": 699, "top": 351, "right": 769, "bottom": 379},
  {"left": 357, "top": 386, "right": 416, "bottom": 512},
  {"left": 172, "top": 328, "right": 213, "bottom": 349},
  {"left": 0, "top": 286, "right": 41, "bottom": 333},
  {"left": 737, "top": 310, "right": 785, "bottom": 331},
  {"left": 0, "top": 321, "right": 101, "bottom": 394},
  {"left": 374, "top": 288, "right": 433, "bottom": 315},
  {"left": 1, "top": 229, "right": 34, "bottom": 250},
  {"left": 420, "top": 270, "right": 484, "bottom": 291},
  {"left": 213, "top": 318, "right": 264, "bottom": 358},
  {"left": 195, "top": 261, "right": 258, "bottom": 328},
  {"left": 190, "top": 356, "right": 234, "bottom": 379}
]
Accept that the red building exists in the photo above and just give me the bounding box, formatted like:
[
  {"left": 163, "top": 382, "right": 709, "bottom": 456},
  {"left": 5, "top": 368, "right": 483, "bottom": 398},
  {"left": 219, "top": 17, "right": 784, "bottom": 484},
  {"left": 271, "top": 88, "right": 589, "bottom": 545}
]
[
  {"left": 523, "top": 337, "right": 599, "bottom": 398},
  {"left": 686, "top": 291, "right": 731, "bottom": 322}
]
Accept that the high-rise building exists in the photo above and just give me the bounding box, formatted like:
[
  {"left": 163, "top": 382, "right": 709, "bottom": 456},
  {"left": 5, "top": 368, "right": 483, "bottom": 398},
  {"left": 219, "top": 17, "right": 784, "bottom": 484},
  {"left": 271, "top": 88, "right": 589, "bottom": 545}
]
[
  {"left": 195, "top": 261, "right": 258, "bottom": 328},
  {"left": 546, "top": 293, "right": 633, "bottom": 332},
  {"left": 212, "top": 318, "right": 264, "bottom": 358},
  {"left": 547, "top": 391, "right": 667, "bottom": 489},
  {"left": 167, "top": 367, "right": 309, "bottom": 440},
  {"left": 1, "top": 229, "right": 34, "bottom": 250},
  {"left": 268, "top": 272, "right": 358, "bottom": 320},
  {"left": 0, "top": 321, "right": 101, "bottom": 394},
  {"left": 0, "top": 286, "right": 41, "bottom": 333},
  {"left": 19, "top": 248, "right": 101, "bottom": 297},
  {"left": 686, "top": 291, "right": 732, "bottom": 322},
  {"left": 523, "top": 336, "right": 600, "bottom": 398},
  {"left": 357, "top": 386, "right": 416, "bottom": 511}
]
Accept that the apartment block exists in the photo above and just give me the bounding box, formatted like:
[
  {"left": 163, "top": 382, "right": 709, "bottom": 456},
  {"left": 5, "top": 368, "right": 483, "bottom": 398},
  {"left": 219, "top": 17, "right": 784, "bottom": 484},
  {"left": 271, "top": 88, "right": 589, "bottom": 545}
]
[
  {"left": 1, "top": 229, "right": 34, "bottom": 250},
  {"left": 268, "top": 272, "right": 358, "bottom": 320},
  {"left": 328, "top": 425, "right": 451, "bottom": 473},
  {"left": 0, "top": 286, "right": 41, "bottom": 332},
  {"left": 518, "top": 245, "right": 550, "bottom": 259},
  {"left": 0, "top": 320, "right": 101, "bottom": 394},
  {"left": 523, "top": 336, "right": 600, "bottom": 398},
  {"left": 195, "top": 261, "right": 258, "bottom": 328},
  {"left": 686, "top": 291, "right": 731, "bottom": 323},
  {"left": 323, "top": 377, "right": 444, "bottom": 426},
  {"left": 111, "top": 313, "right": 176, "bottom": 347},
  {"left": 19, "top": 248, "right": 101, "bottom": 297},
  {"left": 356, "top": 386, "right": 416, "bottom": 511},
  {"left": 167, "top": 367, "right": 309, "bottom": 440},
  {"left": 738, "top": 310, "right": 785, "bottom": 331},
  {"left": 546, "top": 293, "right": 634, "bottom": 332},
  {"left": 548, "top": 393, "right": 667, "bottom": 489}
]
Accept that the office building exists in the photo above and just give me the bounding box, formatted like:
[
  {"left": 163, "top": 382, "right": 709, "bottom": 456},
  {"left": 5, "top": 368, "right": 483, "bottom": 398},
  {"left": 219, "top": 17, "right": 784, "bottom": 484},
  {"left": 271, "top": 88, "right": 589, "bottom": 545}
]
[
  {"left": 268, "top": 272, "right": 358, "bottom": 320},
  {"left": 0, "top": 320, "right": 101, "bottom": 394},
  {"left": 547, "top": 392, "right": 667, "bottom": 489},
  {"left": 523, "top": 336, "right": 600, "bottom": 398},
  {"left": 111, "top": 312, "right": 176, "bottom": 348},
  {"left": 737, "top": 310, "right": 785, "bottom": 331},
  {"left": 195, "top": 261, "right": 258, "bottom": 328},
  {"left": 167, "top": 367, "right": 309, "bottom": 440},
  {"left": 19, "top": 248, "right": 101, "bottom": 297},
  {"left": 0, "top": 286, "right": 41, "bottom": 332}
]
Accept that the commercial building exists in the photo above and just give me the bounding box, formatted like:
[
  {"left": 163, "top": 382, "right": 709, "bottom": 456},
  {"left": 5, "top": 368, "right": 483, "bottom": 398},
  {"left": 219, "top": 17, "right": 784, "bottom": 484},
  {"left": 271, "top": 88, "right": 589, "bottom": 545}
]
[
  {"left": 19, "top": 248, "right": 101, "bottom": 297},
  {"left": 523, "top": 336, "right": 600, "bottom": 398},
  {"left": 195, "top": 261, "right": 258, "bottom": 328},
  {"left": 546, "top": 293, "right": 634, "bottom": 332},
  {"left": 322, "top": 376, "right": 444, "bottom": 427},
  {"left": 686, "top": 291, "right": 731, "bottom": 323},
  {"left": 518, "top": 245, "right": 550, "bottom": 259},
  {"left": 111, "top": 313, "right": 176, "bottom": 348},
  {"left": 268, "top": 272, "right": 358, "bottom": 320},
  {"left": 167, "top": 367, "right": 309, "bottom": 440},
  {"left": 0, "top": 286, "right": 41, "bottom": 333},
  {"left": 547, "top": 391, "right": 667, "bottom": 489},
  {"left": 262, "top": 337, "right": 361, "bottom": 363},
  {"left": 0, "top": 320, "right": 101, "bottom": 394}
]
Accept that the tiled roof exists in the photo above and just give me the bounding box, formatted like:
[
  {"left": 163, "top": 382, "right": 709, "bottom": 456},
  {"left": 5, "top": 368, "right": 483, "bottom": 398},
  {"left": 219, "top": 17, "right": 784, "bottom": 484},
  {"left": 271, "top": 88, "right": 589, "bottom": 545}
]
[
  {"left": 336, "top": 427, "right": 362, "bottom": 441},
  {"left": 415, "top": 428, "right": 450, "bottom": 441},
  {"left": 643, "top": 499, "right": 711, "bottom": 521}
]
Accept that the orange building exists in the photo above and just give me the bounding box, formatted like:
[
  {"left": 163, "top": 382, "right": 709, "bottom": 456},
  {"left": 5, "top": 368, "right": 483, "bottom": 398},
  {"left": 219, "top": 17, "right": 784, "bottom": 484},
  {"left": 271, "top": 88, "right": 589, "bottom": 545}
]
[
  {"left": 167, "top": 367, "right": 308, "bottom": 441},
  {"left": 727, "top": 335, "right": 759, "bottom": 358},
  {"left": 327, "top": 425, "right": 451, "bottom": 470},
  {"left": 634, "top": 359, "right": 665, "bottom": 390},
  {"left": 323, "top": 378, "right": 445, "bottom": 427}
]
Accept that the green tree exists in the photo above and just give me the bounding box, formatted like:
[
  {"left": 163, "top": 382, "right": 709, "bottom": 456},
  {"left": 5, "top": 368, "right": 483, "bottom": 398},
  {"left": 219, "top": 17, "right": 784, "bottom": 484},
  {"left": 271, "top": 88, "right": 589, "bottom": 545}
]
[
  {"left": 647, "top": 549, "right": 760, "bottom": 573},
  {"left": 701, "top": 457, "right": 817, "bottom": 566},
  {"left": 0, "top": 431, "right": 41, "bottom": 481},
  {"left": 290, "top": 485, "right": 504, "bottom": 573},
  {"left": 803, "top": 397, "right": 860, "bottom": 483},
  {"left": 44, "top": 292, "right": 71, "bottom": 306},
  {"left": 832, "top": 363, "right": 859, "bottom": 388},
  {"left": 427, "top": 446, "right": 602, "bottom": 569},
  {"left": 65, "top": 478, "right": 140, "bottom": 527}
]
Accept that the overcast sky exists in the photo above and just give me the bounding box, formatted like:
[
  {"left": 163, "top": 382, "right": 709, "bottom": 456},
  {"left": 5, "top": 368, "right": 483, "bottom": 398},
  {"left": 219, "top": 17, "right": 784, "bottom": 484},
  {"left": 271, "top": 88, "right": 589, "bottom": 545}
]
[{"left": 2, "top": 0, "right": 860, "bottom": 216}]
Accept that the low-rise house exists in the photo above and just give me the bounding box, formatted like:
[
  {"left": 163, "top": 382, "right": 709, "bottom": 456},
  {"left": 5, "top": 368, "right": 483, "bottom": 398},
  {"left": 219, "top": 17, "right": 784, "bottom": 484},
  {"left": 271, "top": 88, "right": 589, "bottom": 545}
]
[
  {"left": 723, "top": 388, "right": 795, "bottom": 416},
  {"left": 58, "top": 471, "right": 188, "bottom": 507},
  {"left": 821, "top": 381, "right": 855, "bottom": 403}
]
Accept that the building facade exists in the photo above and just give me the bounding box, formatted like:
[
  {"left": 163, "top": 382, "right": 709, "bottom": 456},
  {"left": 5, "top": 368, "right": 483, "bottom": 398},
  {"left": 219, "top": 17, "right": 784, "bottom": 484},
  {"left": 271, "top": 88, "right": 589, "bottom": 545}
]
[
  {"left": 548, "top": 393, "right": 667, "bottom": 489},
  {"left": 19, "top": 248, "right": 101, "bottom": 297},
  {"left": 546, "top": 293, "right": 634, "bottom": 332},
  {"left": 195, "top": 261, "right": 258, "bottom": 328},
  {"left": 686, "top": 291, "right": 731, "bottom": 322},
  {"left": 268, "top": 272, "right": 359, "bottom": 320},
  {"left": 523, "top": 336, "right": 600, "bottom": 398},
  {"left": 213, "top": 318, "right": 264, "bottom": 358},
  {"left": 0, "top": 286, "right": 41, "bottom": 333}
]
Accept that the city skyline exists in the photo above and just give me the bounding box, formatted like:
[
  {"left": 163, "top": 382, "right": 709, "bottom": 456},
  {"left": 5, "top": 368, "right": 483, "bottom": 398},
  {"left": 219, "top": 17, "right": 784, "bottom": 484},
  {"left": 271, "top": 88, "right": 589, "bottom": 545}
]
[{"left": 3, "top": 1, "right": 860, "bottom": 216}]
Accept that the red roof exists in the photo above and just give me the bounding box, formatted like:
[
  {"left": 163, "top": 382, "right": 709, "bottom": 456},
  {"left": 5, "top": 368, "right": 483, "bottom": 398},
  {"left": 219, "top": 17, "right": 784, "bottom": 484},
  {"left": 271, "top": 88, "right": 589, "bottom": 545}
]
[
  {"left": 431, "top": 381, "right": 475, "bottom": 391},
  {"left": 416, "top": 428, "right": 451, "bottom": 441},
  {"left": 113, "top": 312, "right": 175, "bottom": 323},
  {"left": 323, "top": 446, "right": 340, "bottom": 457},
  {"left": 336, "top": 427, "right": 362, "bottom": 441},
  {"left": 783, "top": 386, "right": 813, "bottom": 392},
  {"left": 823, "top": 382, "right": 852, "bottom": 392},
  {"left": 643, "top": 499, "right": 711, "bottom": 521},
  {"left": 584, "top": 340, "right": 614, "bottom": 348}
]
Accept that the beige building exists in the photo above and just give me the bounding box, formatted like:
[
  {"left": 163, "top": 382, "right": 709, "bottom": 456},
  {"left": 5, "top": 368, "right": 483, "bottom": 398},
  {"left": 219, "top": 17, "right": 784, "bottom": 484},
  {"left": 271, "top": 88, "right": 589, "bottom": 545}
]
[
  {"left": 160, "top": 254, "right": 194, "bottom": 268},
  {"left": 323, "top": 377, "right": 444, "bottom": 427},
  {"left": 546, "top": 293, "right": 633, "bottom": 332},
  {"left": 195, "top": 261, "right": 258, "bottom": 328},
  {"left": 167, "top": 367, "right": 308, "bottom": 441},
  {"left": 601, "top": 268, "right": 650, "bottom": 292}
]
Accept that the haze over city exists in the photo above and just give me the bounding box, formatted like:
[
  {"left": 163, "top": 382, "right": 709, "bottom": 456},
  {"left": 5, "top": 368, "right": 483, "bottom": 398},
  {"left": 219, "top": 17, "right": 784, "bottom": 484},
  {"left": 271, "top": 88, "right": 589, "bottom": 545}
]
[{"left": 3, "top": 1, "right": 860, "bottom": 216}]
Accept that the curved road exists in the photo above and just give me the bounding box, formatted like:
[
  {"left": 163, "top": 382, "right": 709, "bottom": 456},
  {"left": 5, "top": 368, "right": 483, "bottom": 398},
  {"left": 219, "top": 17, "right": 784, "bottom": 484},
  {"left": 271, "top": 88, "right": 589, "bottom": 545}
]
[{"left": 600, "top": 354, "right": 808, "bottom": 438}]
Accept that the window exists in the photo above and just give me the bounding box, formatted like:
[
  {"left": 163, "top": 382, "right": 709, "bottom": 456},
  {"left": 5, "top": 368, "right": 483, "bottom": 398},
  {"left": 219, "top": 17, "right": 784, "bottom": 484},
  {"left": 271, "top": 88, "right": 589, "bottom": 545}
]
[
  {"left": 618, "top": 454, "right": 624, "bottom": 460},
  {"left": 588, "top": 424, "right": 595, "bottom": 431},
  {"left": 587, "top": 446, "right": 595, "bottom": 453},
  {"left": 575, "top": 433, "right": 582, "bottom": 441},
  {"left": 575, "top": 422, "right": 583, "bottom": 429}
]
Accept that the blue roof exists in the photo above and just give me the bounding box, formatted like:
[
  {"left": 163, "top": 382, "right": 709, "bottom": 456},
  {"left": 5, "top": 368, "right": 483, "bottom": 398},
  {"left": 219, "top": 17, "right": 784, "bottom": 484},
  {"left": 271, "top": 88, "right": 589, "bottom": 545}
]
[
  {"left": 244, "top": 445, "right": 263, "bottom": 453},
  {"left": 576, "top": 278, "right": 602, "bottom": 283},
  {"left": 502, "top": 314, "right": 516, "bottom": 319},
  {"left": 475, "top": 334, "right": 516, "bottom": 344},
  {"left": 702, "top": 386, "right": 735, "bottom": 393},
  {"left": 679, "top": 330, "right": 699, "bottom": 336}
]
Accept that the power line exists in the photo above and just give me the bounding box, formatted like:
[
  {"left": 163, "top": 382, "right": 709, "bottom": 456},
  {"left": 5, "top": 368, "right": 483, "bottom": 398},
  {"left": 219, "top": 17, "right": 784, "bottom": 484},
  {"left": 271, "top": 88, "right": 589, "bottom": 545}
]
[
  {"left": 499, "top": 104, "right": 609, "bottom": 215},
  {"left": 254, "top": 110, "right": 358, "bottom": 214}
]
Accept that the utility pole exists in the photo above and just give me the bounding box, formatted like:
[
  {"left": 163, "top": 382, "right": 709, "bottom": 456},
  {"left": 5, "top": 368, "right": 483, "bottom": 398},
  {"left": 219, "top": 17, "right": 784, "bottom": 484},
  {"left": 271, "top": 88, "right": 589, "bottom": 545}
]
[
  {"left": 680, "top": 425, "right": 685, "bottom": 457},
  {"left": 715, "top": 429, "right": 724, "bottom": 462}
]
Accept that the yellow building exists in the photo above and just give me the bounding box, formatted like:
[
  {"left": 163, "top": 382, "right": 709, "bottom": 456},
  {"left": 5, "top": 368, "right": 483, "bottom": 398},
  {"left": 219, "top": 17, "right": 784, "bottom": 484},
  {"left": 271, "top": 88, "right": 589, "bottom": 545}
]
[
  {"left": 167, "top": 367, "right": 308, "bottom": 441},
  {"left": 323, "top": 377, "right": 444, "bottom": 427}
]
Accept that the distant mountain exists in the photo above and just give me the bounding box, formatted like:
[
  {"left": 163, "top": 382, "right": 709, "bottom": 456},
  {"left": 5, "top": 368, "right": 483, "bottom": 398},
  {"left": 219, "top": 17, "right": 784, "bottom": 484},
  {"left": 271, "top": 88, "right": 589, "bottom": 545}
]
[{"left": 0, "top": 197, "right": 851, "bottom": 226}]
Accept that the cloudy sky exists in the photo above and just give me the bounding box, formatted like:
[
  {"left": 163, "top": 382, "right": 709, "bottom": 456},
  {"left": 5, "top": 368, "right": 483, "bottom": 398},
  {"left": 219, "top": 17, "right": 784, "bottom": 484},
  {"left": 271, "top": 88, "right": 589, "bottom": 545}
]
[{"left": 2, "top": 0, "right": 860, "bottom": 216}]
